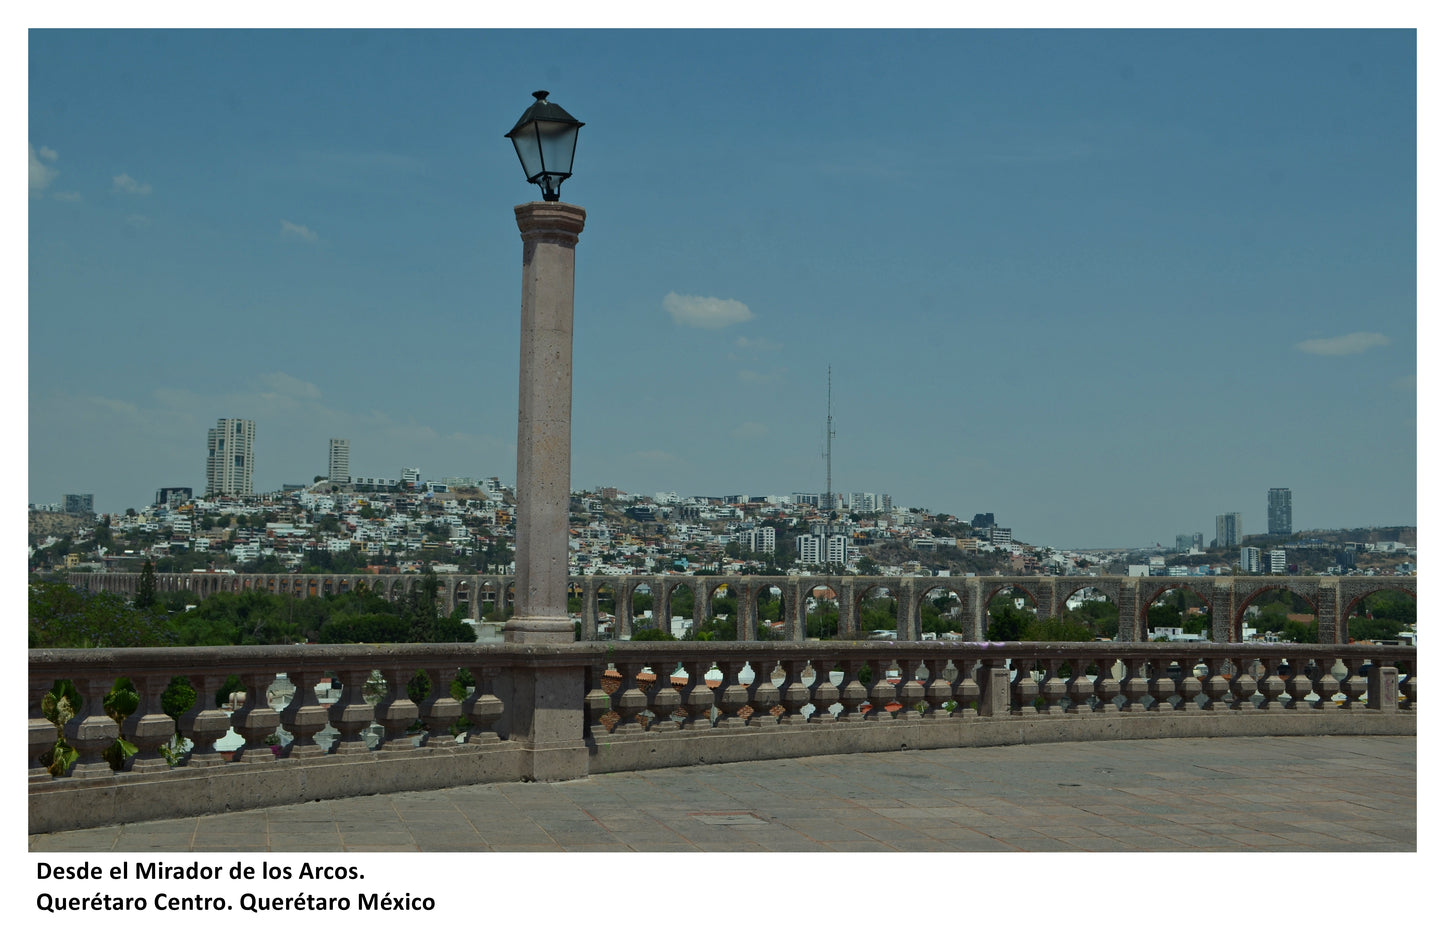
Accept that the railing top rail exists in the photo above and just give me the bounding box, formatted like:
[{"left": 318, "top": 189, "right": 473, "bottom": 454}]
[{"left": 28, "top": 639, "right": 1414, "bottom": 676}]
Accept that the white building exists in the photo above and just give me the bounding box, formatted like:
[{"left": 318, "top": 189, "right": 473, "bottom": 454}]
[
  {"left": 328, "top": 438, "right": 350, "bottom": 484},
  {"left": 796, "top": 534, "right": 821, "bottom": 564},
  {"left": 1268, "top": 549, "right": 1287, "bottom": 574},
  {"left": 206, "top": 418, "right": 255, "bottom": 497},
  {"left": 1240, "top": 546, "right": 1261, "bottom": 573},
  {"left": 742, "top": 526, "right": 776, "bottom": 554}
]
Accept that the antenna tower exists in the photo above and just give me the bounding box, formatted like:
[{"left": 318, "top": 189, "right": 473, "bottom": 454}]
[{"left": 824, "top": 365, "right": 835, "bottom": 514}]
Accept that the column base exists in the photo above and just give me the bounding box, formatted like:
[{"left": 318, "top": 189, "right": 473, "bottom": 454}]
[{"left": 504, "top": 614, "right": 575, "bottom": 644}]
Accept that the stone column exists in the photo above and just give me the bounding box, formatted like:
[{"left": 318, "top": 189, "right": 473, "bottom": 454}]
[
  {"left": 506, "top": 201, "right": 585, "bottom": 644},
  {"left": 964, "top": 579, "right": 986, "bottom": 642},
  {"left": 1117, "top": 578, "right": 1141, "bottom": 643},
  {"left": 1034, "top": 578, "right": 1057, "bottom": 621},
  {"left": 1211, "top": 578, "right": 1235, "bottom": 642},
  {"left": 654, "top": 577, "right": 671, "bottom": 637},
  {"left": 580, "top": 576, "right": 599, "bottom": 640},
  {"left": 1316, "top": 578, "right": 1341, "bottom": 645},
  {"left": 895, "top": 577, "right": 916, "bottom": 640},
  {"left": 837, "top": 579, "right": 858, "bottom": 638}
]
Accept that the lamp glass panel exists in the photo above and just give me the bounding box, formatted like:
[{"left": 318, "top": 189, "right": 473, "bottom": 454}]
[
  {"left": 534, "top": 120, "right": 579, "bottom": 178},
  {"left": 512, "top": 126, "right": 545, "bottom": 182}
]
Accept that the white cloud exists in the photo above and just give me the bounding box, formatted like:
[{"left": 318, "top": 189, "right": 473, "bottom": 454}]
[
  {"left": 125, "top": 214, "right": 151, "bottom": 230},
  {"left": 735, "top": 336, "right": 782, "bottom": 353},
  {"left": 52, "top": 191, "right": 83, "bottom": 203},
  {"left": 1393, "top": 374, "right": 1416, "bottom": 392},
  {"left": 738, "top": 368, "right": 784, "bottom": 385},
  {"left": 29, "top": 143, "right": 59, "bottom": 194},
  {"left": 112, "top": 173, "right": 153, "bottom": 196},
  {"left": 1295, "top": 332, "right": 1390, "bottom": 356},
  {"left": 256, "top": 372, "right": 322, "bottom": 400},
  {"left": 663, "top": 292, "right": 754, "bottom": 329},
  {"left": 280, "top": 219, "right": 319, "bottom": 243}
]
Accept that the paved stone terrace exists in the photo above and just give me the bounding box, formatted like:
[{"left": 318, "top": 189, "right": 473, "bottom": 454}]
[{"left": 30, "top": 736, "right": 1414, "bottom": 852}]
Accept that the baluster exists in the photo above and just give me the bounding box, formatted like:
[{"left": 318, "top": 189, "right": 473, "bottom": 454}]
[
  {"left": 1117, "top": 657, "right": 1149, "bottom": 712},
  {"left": 746, "top": 656, "right": 780, "bottom": 728},
  {"left": 1283, "top": 656, "right": 1315, "bottom": 711},
  {"left": 1336, "top": 659, "right": 1367, "bottom": 710},
  {"left": 921, "top": 656, "right": 953, "bottom": 719},
  {"left": 1255, "top": 654, "right": 1288, "bottom": 710},
  {"left": 464, "top": 665, "right": 505, "bottom": 744},
  {"left": 776, "top": 658, "right": 811, "bottom": 726},
  {"left": 678, "top": 657, "right": 716, "bottom": 730},
  {"left": 124, "top": 673, "right": 178, "bottom": 772},
  {"left": 950, "top": 658, "right": 981, "bottom": 717},
  {"left": 63, "top": 674, "right": 120, "bottom": 778},
  {"left": 612, "top": 661, "right": 649, "bottom": 733},
  {"left": 373, "top": 664, "right": 422, "bottom": 750},
  {"left": 420, "top": 665, "right": 462, "bottom": 747},
  {"left": 713, "top": 659, "right": 750, "bottom": 729},
  {"left": 30, "top": 673, "right": 57, "bottom": 781},
  {"left": 1145, "top": 655, "right": 1176, "bottom": 713},
  {"left": 808, "top": 657, "right": 840, "bottom": 725},
  {"left": 1227, "top": 657, "right": 1259, "bottom": 711},
  {"left": 1397, "top": 663, "right": 1415, "bottom": 711},
  {"left": 893, "top": 656, "right": 925, "bottom": 721},
  {"left": 1174, "top": 657, "right": 1204, "bottom": 713},
  {"left": 327, "top": 666, "right": 378, "bottom": 754},
  {"left": 1306, "top": 657, "right": 1336, "bottom": 711},
  {"left": 1092, "top": 656, "right": 1122, "bottom": 714},
  {"left": 279, "top": 667, "right": 334, "bottom": 757},
  {"left": 583, "top": 660, "right": 615, "bottom": 737},
  {"left": 1038, "top": 657, "right": 1069, "bottom": 715},
  {"left": 643, "top": 657, "right": 682, "bottom": 732},
  {"left": 835, "top": 659, "right": 869, "bottom": 722},
  {"left": 231, "top": 669, "right": 281, "bottom": 763},
  {"left": 1199, "top": 656, "right": 1231, "bottom": 712},
  {"left": 178, "top": 673, "right": 232, "bottom": 766},
  {"left": 1011, "top": 656, "right": 1040, "bottom": 715},
  {"left": 863, "top": 657, "right": 895, "bottom": 722},
  {"left": 1065, "top": 657, "right": 1097, "bottom": 715}
]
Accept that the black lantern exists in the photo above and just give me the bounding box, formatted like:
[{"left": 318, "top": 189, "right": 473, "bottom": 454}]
[{"left": 505, "top": 90, "right": 584, "bottom": 202}]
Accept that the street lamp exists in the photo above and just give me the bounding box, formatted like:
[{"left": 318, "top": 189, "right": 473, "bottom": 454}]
[
  {"left": 505, "top": 92, "right": 586, "bottom": 649},
  {"left": 505, "top": 90, "right": 584, "bottom": 202}
]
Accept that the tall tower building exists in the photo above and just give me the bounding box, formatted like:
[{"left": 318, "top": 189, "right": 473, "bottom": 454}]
[
  {"left": 1267, "top": 488, "right": 1292, "bottom": 536},
  {"left": 1215, "top": 512, "right": 1242, "bottom": 548},
  {"left": 206, "top": 418, "right": 255, "bottom": 497},
  {"left": 328, "top": 438, "right": 350, "bottom": 484}
]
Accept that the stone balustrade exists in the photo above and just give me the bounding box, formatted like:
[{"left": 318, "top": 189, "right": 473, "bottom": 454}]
[{"left": 29, "top": 641, "right": 1415, "bottom": 834}]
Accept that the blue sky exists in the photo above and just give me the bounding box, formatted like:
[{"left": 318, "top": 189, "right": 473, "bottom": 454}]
[{"left": 27, "top": 28, "right": 1417, "bottom": 548}]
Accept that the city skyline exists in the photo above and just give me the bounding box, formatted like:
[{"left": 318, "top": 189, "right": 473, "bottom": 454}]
[{"left": 28, "top": 29, "right": 1417, "bottom": 547}]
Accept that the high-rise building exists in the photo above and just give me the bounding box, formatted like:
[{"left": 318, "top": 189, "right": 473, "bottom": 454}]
[
  {"left": 741, "top": 526, "right": 776, "bottom": 555},
  {"left": 795, "top": 534, "right": 821, "bottom": 565},
  {"left": 1267, "top": 488, "right": 1292, "bottom": 536},
  {"left": 206, "top": 418, "right": 255, "bottom": 497},
  {"left": 154, "top": 487, "right": 192, "bottom": 508},
  {"left": 328, "top": 438, "right": 350, "bottom": 484},
  {"left": 1215, "top": 513, "right": 1242, "bottom": 548},
  {"left": 1240, "top": 545, "right": 1261, "bottom": 573},
  {"left": 1268, "top": 549, "right": 1287, "bottom": 574},
  {"left": 63, "top": 493, "right": 94, "bottom": 515}
]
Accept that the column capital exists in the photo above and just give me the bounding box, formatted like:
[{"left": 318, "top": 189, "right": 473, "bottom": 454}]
[{"left": 514, "top": 201, "right": 586, "bottom": 246}]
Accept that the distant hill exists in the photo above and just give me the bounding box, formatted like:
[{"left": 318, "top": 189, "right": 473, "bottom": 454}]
[{"left": 28, "top": 511, "right": 85, "bottom": 541}]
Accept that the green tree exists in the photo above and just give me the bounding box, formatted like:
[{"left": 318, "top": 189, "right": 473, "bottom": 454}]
[
  {"left": 135, "top": 559, "right": 158, "bottom": 610},
  {"left": 1146, "top": 603, "right": 1182, "bottom": 631},
  {"left": 1021, "top": 617, "right": 1094, "bottom": 642}
]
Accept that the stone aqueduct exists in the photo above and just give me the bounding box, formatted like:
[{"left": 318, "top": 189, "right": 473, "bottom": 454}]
[{"left": 69, "top": 571, "right": 1413, "bottom": 645}]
